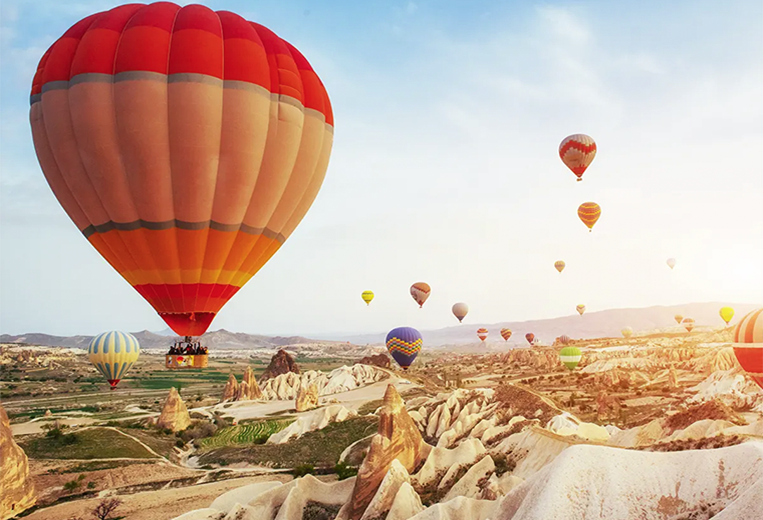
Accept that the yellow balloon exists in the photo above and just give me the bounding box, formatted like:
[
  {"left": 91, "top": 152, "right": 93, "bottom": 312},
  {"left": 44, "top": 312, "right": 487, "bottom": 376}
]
[
  {"left": 621, "top": 326, "right": 633, "bottom": 339},
  {"left": 361, "top": 290, "right": 375, "bottom": 306},
  {"left": 719, "top": 306, "right": 735, "bottom": 326},
  {"left": 88, "top": 331, "right": 140, "bottom": 389}
]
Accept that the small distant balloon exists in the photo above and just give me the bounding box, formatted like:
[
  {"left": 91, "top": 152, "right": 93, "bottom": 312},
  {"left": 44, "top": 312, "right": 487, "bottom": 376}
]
[
  {"left": 667, "top": 258, "right": 676, "bottom": 270},
  {"left": 558, "top": 334, "right": 571, "bottom": 345},
  {"left": 559, "top": 134, "right": 596, "bottom": 182},
  {"left": 555, "top": 260, "right": 566, "bottom": 273},
  {"left": 732, "top": 308, "right": 763, "bottom": 389},
  {"left": 88, "top": 331, "right": 140, "bottom": 389},
  {"left": 525, "top": 333, "right": 535, "bottom": 345},
  {"left": 674, "top": 314, "right": 684, "bottom": 324},
  {"left": 410, "top": 282, "right": 431, "bottom": 308},
  {"left": 577, "top": 202, "right": 601, "bottom": 232},
  {"left": 559, "top": 346, "right": 582, "bottom": 370},
  {"left": 386, "top": 326, "right": 422, "bottom": 370},
  {"left": 477, "top": 328, "right": 488, "bottom": 342},
  {"left": 621, "top": 326, "right": 633, "bottom": 339},
  {"left": 361, "top": 291, "right": 374, "bottom": 306},
  {"left": 682, "top": 317, "right": 695, "bottom": 333},
  {"left": 500, "top": 328, "right": 513, "bottom": 341},
  {"left": 452, "top": 302, "right": 469, "bottom": 323},
  {"left": 576, "top": 304, "right": 586, "bottom": 316},
  {"left": 720, "top": 306, "right": 735, "bottom": 326}
]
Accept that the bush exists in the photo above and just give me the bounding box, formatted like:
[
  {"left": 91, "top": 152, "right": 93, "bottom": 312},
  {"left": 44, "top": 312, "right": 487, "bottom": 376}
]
[
  {"left": 292, "top": 463, "right": 315, "bottom": 477},
  {"left": 87, "top": 481, "right": 96, "bottom": 489},
  {"left": 334, "top": 461, "right": 358, "bottom": 480}
]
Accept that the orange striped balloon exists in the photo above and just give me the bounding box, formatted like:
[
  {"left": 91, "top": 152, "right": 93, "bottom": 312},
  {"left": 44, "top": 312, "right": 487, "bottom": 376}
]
[
  {"left": 500, "top": 328, "right": 512, "bottom": 341},
  {"left": 577, "top": 202, "right": 601, "bottom": 232},
  {"left": 477, "top": 328, "right": 488, "bottom": 342},
  {"left": 410, "top": 282, "right": 431, "bottom": 308},
  {"left": 682, "top": 317, "right": 695, "bottom": 332},
  {"left": 733, "top": 308, "right": 763, "bottom": 389},
  {"left": 559, "top": 134, "right": 596, "bottom": 181},
  {"left": 29, "top": 4, "right": 334, "bottom": 337}
]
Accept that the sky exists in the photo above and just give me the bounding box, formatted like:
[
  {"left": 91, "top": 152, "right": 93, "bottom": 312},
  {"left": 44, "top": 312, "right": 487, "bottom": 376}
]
[{"left": 0, "top": 0, "right": 761, "bottom": 337}]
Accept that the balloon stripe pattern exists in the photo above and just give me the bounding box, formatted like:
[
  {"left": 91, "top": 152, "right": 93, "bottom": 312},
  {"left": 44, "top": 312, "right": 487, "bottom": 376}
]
[
  {"left": 88, "top": 331, "right": 140, "bottom": 388},
  {"left": 386, "top": 327, "right": 422, "bottom": 370},
  {"left": 577, "top": 202, "right": 601, "bottom": 232},
  {"left": 576, "top": 304, "right": 586, "bottom": 316},
  {"left": 500, "top": 328, "right": 512, "bottom": 341},
  {"left": 682, "top": 317, "right": 695, "bottom": 332},
  {"left": 477, "top": 328, "right": 488, "bottom": 342},
  {"left": 554, "top": 261, "right": 565, "bottom": 273},
  {"left": 30, "top": 3, "right": 334, "bottom": 337},
  {"left": 410, "top": 282, "right": 431, "bottom": 308},
  {"left": 559, "top": 134, "right": 596, "bottom": 181},
  {"left": 361, "top": 291, "right": 374, "bottom": 305},
  {"left": 733, "top": 308, "right": 763, "bottom": 389},
  {"left": 559, "top": 346, "right": 582, "bottom": 370}
]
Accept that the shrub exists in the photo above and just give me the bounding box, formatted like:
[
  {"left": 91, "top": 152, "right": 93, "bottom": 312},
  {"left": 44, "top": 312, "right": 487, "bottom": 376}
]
[
  {"left": 334, "top": 461, "right": 358, "bottom": 480},
  {"left": 87, "top": 481, "right": 96, "bottom": 489},
  {"left": 292, "top": 463, "right": 315, "bottom": 477}
]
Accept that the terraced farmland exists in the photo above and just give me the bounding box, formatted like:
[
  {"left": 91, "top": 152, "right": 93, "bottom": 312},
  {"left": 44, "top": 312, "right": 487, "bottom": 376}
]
[{"left": 201, "top": 419, "right": 294, "bottom": 449}]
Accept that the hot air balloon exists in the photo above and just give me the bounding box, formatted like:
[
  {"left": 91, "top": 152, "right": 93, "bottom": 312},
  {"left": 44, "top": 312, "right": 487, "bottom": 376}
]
[
  {"left": 674, "top": 314, "right": 684, "bottom": 324},
  {"left": 452, "top": 302, "right": 469, "bottom": 323},
  {"left": 410, "top": 282, "right": 431, "bottom": 308},
  {"left": 386, "top": 326, "right": 422, "bottom": 370},
  {"left": 500, "top": 328, "right": 512, "bottom": 341},
  {"left": 577, "top": 202, "right": 601, "bottom": 232},
  {"left": 621, "top": 326, "right": 633, "bottom": 339},
  {"left": 576, "top": 304, "right": 586, "bottom": 316},
  {"left": 559, "top": 134, "right": 596, "bottom": 182},
  {"left": 720, "top": 306, "right": 735, "bottom": 326},
  {"left": 682, "top": 317, "right": 695, "bottom": 332},
  {"left": 30, "top": 3, "right": 334, "bottom": 339},
  {"left": 667, "top": 258, "right": 676, "bottom": 270},
  {"left": 525, "top": 333, "right": 535, "bottom": 345},
  {"left": 88, "top": 331, "right": 140, "bottom": 389},
  {"left": 361, "top": 291, "right": 374, "bottom": 306},
  {"left": 558, "top": 334, "right": 571, "bottom": 345},
  {"left": 477, "top": 328, "right": 488, "bottom": 342},
  {"left": 559, "top": 346, "right": 582, "bottom": 370},
  {"left": 554, "top": 260, "right": 566, "bottom": 273},
  {"left": 732, "top": 308, "right": 763, "bottom": 389}
]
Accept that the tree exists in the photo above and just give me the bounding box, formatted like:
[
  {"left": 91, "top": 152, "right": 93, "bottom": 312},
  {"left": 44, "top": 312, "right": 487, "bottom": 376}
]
[{"left": 91, "top": 498, "right": 123, "bottom": 520}]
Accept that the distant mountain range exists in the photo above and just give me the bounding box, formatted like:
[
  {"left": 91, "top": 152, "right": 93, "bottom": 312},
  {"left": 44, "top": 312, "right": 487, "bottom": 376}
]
[
  {"left": 2, "top": 302, "right": 758, "bottom": 350},
  {"left": 325, "top": 302, "right": 761, "bottom": 347}
]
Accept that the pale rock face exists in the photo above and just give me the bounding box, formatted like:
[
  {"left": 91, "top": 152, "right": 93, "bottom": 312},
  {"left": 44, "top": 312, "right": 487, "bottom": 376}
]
[
  {"left": 608, "top": 419, "right": 666, "bottom": 448},
  {"left": 443, "top": 455, "right": 496, "bottom": 501},
  {"left": 209, "top": 482, "right": 283, "bottom": 514},
  {"left": 689, "top": 369, "right": 763, "bottom": 409},
  {"left": 360, "top": 459, "right": 410, "bottom": 520},
  {"left": 492, "top": 428, "right": 576, "bottom": 480},
  {"left": 260, "top": 365, "right": 387, "bottom": 401},
  {"left": 0, "top": 405, "right": 36, "bottom": 520},
  {"left": 156, "top": 387, "right": 191, "bottom": 432},
  {"left": 221, "top": 373, "right": 239, "bottom": 402},
  {"left": 480, "top": 473, "right": 524, "bottom": 500},
  {"left": 268, "top": 405, "right": 356, "bottom": 444},
  {"left": 346, "top": 385, "right": 431, "bottom": 520},
  {"left": 546, "top": 413, "right": 610, "bottom": 442},
  {"left": 238, "top": 366, "right": 263, "bottom": 400},
  {"left": 414, "top": 438, "right": 487, "bottom": 488},
  {"left": 295, "top": 382, "right": 319, "bottom": 412},
  {"left": 386, "top": 482, "right": 426, "bottom": 520},
  {"left": 408, "top": 496, "right": 499, "bottom": 520}
]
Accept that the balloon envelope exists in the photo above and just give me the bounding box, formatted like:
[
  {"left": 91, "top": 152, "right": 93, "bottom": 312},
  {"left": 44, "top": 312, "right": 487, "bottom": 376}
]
[
  {"left": 559, "top": 134, "right": 596, "bottom": 181},
  {"left": 30, "top": 3, "right": 334, "bottom": 337},
  {"left": 667, "top": 258, "right": 677, "bottom": 269},
  {"left": 682, "top": 317, "right": 695, "bottom": 332},
  {"left": 720, "top": 306, "right": 735, "bottom": 325},
  {"left": 558, "top": 334, "right": 571, "bottom": 345},
  {"left": 576, "top": 304, "right": 586, "bottom": 316},
  {"left": 674, "top": 314, "right": 684, "bottom": 324},
  {"left": 577, "top": 202, "right": 601, "bottom": 232},
  {"left": 452, "top": 302, "right": 469, "bottom": 323},
  {"left": 525, "top": 333, "right": 535, "bottom": 344},
  {"left": 733, "top": 308, "right": 763, "bottom": 389},
  {"left": 477, "top": 328, "right": 488, "bottom": 342},
  {"left": 621, "top": 326, "right": 633, "bottom": 339},
  {"left": 559, "top": 346, "right": 582, "bottom": 370},
  {"left": 386, "top": 327, "right": 422, "bottom": 370},
  {"left": 500, "top": 328, "right": 512, "bottom": 341},
  {"left": 554, "top": 260, "right": 566, "bottom": 273},
  {"left": 361, "top": 291, "right": 374, "bottom": 306},
  {"left": 88, "top": 331, "right": 140, "bottom": 388},
  {"left": 410, "top": 282, "right": 431, "bottom": 308}
]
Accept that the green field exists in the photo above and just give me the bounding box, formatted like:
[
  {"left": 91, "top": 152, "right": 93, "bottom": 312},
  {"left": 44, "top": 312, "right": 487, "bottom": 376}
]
[
  {"left": 200, "top": 419, "right": 294, "bottom": 449},
  {"left": 20, "top": 428, "right": 156, "bottom": 460}
]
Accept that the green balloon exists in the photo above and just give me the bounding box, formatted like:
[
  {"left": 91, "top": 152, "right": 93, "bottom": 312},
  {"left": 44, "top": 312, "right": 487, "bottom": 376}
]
[{"left": 559, "top": 346, "right": 582, "bottom": 371}]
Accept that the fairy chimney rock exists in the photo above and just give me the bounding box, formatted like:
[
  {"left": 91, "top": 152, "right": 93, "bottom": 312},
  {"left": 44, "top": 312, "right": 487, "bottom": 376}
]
[
  {"left": 156, "top": 387, "right": 191, "bottom": 432},
  {"left": 296, "top": 382, "right": 319, "bottom": 412},
  {"left": 0, "top": 404, "right": 36, "bottom": 519},
  {"left": 242, "top": 366, "right": 263, "bottom": 400},
  {"left": 222, "top": 373, "right": 239, "bottom": 401},
  {"left": 261, "top": 349, "right": 300, "bottom": 381}
]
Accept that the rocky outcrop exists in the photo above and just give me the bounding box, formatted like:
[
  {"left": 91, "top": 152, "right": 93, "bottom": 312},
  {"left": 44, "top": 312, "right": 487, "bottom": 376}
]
[
  {"left": 221, "top": 373, "right": 239, "bottom": 402},
  {"left": 357, "top": 353, "right": 391, "bottom": 369},
  {"left": 156, "top": 387, "right": 191, "bottom": 432},
  {"left": 346, "top": 385, "right": 432, "bottom": 520},
  {"left": 268, "top": 405, "right": 357, "bottom": 444},
  {"left": 261, "top": 365, "right": 387, "bottom": 401},
  {"left": 0, "top": 405, "right": 36, "bottom": 520},
  {"left": 240, "top": 366, "right": 263, "bottom": 400},
  {"left": 295, "top": 383, "right": 319, "bottom": 412},
  {"left": 260, "top": 349, "right": 300, "bottom": 381}
]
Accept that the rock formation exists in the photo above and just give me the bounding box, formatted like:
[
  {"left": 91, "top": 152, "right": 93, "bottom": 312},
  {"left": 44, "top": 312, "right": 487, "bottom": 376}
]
[
  {"left": 347, "top": 385, "right": 431, "bottom": 520},
  {"left": 0, "top": 405, "right": 36, "bottom": 520},
  {"left": 268, "top": 405, "right": 357, "bottom": 444},
  {"left": 156, "top": 387, "right": 191, "bottom": 432},
  {"left": 221, "top": 373, "right": 239, "bottom": 401},
  {"left": 260, "top": 365, "right": 387, "bottom": 400},
  {"left": 295, "top": 382, "right": 319, "bottom": 412},
  {"left": 260, "top": 349, "right": 300, "bottom": 381},
  {"left": 357, "top": 353, "right": 391, "bottom": 369},
  {"left": 241, "top": 366, "right": 263, "bottom": 400},
  {"left": 669, "top": 363, "right": 679, "bottom": 389}
]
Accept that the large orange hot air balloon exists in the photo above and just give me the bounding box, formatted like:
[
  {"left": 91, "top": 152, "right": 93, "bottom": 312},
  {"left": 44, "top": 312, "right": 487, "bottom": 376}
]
[
  {"left": 559, "top": 134, "right": 596, "bottom": 182},
  {"left": 410, "top": 282, "right": 431, "bottom": 308},
  {"left": 577, "top": 202, "right": 601, "bottom": 232},
  {"left": 30, "top": 3, "right": 333, "bottom": 337},
  {"left": 733, "top": 308, "right": 763, "bottom": 389}
]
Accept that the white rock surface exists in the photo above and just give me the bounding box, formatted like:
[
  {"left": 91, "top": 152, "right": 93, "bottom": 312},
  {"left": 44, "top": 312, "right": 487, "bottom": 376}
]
[
  {"left": 414, "top": 438, "right": 487, "bottom": 488},
  {"left": 443, "top": 455, "right": 495, "bottom": 501},
  {"left": 267, "top": 405, "right": 357, "bottom": 444},
  {"left": 209, "top": 481, "right": 283, "bottom": 514},
  {"left": 387, "top": 482, "right": 426, "bottom": 520},
  {"left": 360, "top": 460, "right": 410, "bottom": 520}
]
